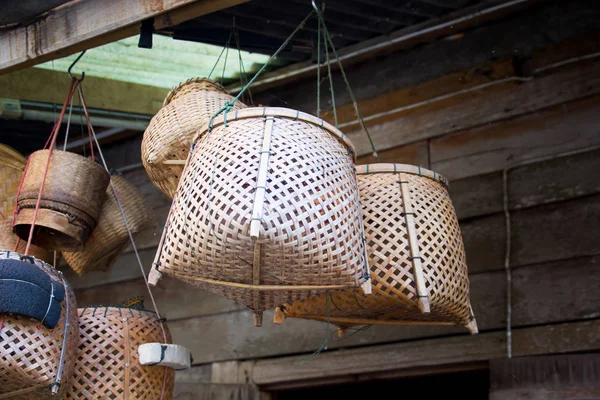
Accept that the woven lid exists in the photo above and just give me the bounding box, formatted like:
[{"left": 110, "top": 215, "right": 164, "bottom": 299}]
[
  {"left": 163, "top": 77, "right": 229, "bottom": 106},
  {"left": 0, "top": 144, "right": 26, "bottom": 170},
  {"left": 195, "top": 106, "right": 357, "bottom": 158},
  {"left": 356, "top": 163, "right": 449, "bottom": 187}
]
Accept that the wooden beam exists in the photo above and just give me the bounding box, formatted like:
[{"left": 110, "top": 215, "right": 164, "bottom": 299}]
[
  {"left": 249, "top": 320, "right": 600, "bottom": 386},
  {"left": 0, "top": 0, "right": 247, "bottom": 74},
  {"left": 0, "top": 68, "right": 167, "bottom": 115}
]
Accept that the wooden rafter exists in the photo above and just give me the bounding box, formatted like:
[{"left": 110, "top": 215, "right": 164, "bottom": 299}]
[{"left": 0, "top": 0, "right": 247, "bottom": 74}]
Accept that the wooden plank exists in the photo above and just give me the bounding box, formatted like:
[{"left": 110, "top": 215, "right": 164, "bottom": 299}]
[
  {"left": 250, "top": 320, "right": 600, "bottom": 386},
  {"left": 174, "top": 383, "right": 259, "bottom": 400},
  {"left": 490, "top": 387, "right": 600, "bottom": 400},
  {"left": 0, "top": 68, "right": 166, "bottom": 115},
  {"left": 347, "top": 56, "right": 600, "bottom": 157},
  {"left": 431, "top": 94, "right": 600, "bottom": 180},
  {"left": 489, "top": 354, "right": 600, "bottom": 400},
  {"left": 0, "top": 0, "right": 247, "bottom": 73},
  {"left": 356, "top": 140, "right": 428, "bottom": 166},
  {"left": 162, "top": 255, "right": 600, "bottom": 363},
  {"left": 74, "top": 275, "right": 244, "bottom": 320},
  {"left": 449, "top": 171, "right": 503, "bottom": 220}
]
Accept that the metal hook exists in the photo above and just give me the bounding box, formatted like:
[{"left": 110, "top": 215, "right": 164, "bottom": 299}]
[
  {"left": 67, "top": 50, "right": 87, "bottom": 81},
  {"left": 311, "top": 0, "right": 319, "bottom": 12}
]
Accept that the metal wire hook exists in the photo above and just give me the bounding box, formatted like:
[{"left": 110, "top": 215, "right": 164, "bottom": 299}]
[{"left": 67, "top": 50, "right": 87, "bottom": 82}]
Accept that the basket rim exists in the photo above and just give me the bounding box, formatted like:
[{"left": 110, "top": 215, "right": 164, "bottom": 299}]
[
  {"left": 356, "top": 163, "right": 448, "bottom": 187},
  {"left": 163, "top": 77, "right": 229, "bottom": 106},
  {"left": 78, "top": 304, "right": 159, "bottom": 316},
  {"left": 194, "top": 106, "right": 357, "bottom": 158}
]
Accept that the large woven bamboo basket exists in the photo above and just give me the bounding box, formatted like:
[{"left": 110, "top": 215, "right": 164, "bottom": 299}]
[
  {"left": 62, "top": 175, "right": 155, "bottom": 275},
  {"left": 142, "top": 77, "right": 247, "bottom": 198},
  {"left": 66, "top": 306, "right": 174, "bottom": 400},
  {"left": 0, "top": 144, "right": 27, "bottom": 217},
  {"left": 276, "top": 164, "right": 477, "bottom": 334},
  {"left": 0, "top": 217, "right": 53, "bottom": 264},
  {"left": 150, "top": 107, "right": 370, "bottom": 320},
  {"left": 0, "top": 250, "right": 78, "bottom": 399},
  {"left": 13, "top": 150, "right": 111, "bottom": 252}
]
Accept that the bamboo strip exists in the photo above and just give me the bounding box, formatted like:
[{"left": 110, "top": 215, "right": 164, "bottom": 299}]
[
  {"left": 399, "top": 172, "right": 430, "bottom": 313},
  {"left": 250, "top": 116, "right": 275, "bottom": 240}
]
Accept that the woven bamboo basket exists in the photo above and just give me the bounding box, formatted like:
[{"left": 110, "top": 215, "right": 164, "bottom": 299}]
[
  {"left": 13, "top": 149, "right": 111, "bottom": 252},
  {"left": 275, "top": 164, "right": 478, "bottom": 334},
  {"left": 66, "top": 306, "right": 174, "bottom": 400},
  {"left": 149, "top": 107, "right": 370, "bottom": 323},
  {"left": 0, "top": 217, "right": 53, "bottom": 264},
  {"left": 0, "top": 144, "right": 27, "bottom": 217},
  {"left": 62, "top": 175, "right": 155, "bottom": 275},
  {"left": 142, "top": 77, "right": 247, "bottom": 198},
  {"left": 0, "top": 250, "right": 78, "bottom": 399}
]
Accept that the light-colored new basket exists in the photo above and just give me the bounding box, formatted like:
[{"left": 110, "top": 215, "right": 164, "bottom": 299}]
[
  {"left": 149, "top": 107, "right": 370, "bottom": 323},
  {"left": 0, "top": 250, "right": 78, "bottom": 399},
  {"left": 275, "top": 164, "right": 477, "bottom": 334},
  {"left": 142, "top": 77, "right": 247, "bottom": 198},
  {"left": 62, "top": 175, "right": 155, "bottom": 275},
  {"left": 66, "top": 306, "right": 174, "bottom": 400},
  {"left": 0, "top": 144, "right": 27, "bottom": 217},
  {"left": 13, "top": 150, "right": 111, "bottom": 252}
]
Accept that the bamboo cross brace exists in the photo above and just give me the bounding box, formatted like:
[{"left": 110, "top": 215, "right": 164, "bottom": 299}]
[
  {"left": 250, "top": 116, "right": 275, "bottom": 240},
  {"left": 398, "top": 173, "right": 430, "bottom": 313}
]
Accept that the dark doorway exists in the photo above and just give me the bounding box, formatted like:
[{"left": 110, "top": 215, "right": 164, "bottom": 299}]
[{"left": 273, "top": 368, "right": 489, "bottom": 400}]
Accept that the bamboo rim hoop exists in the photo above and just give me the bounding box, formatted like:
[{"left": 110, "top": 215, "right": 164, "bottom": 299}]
[
  {"left": 66, "top": 306, "right": 174, "bottom": 400},
  {"left": 0, "top": 250, "right": 78, "bottom": 399},
  {"left": 142, "top": 78, "right": 247, "bottom": 198},
  {"left": 62, "top": 175, "right": 155, "bottom": 275},
  {"left": 13, "top": 149, "right": 111, "bottom": 252},
  {"left": 150, "top": 106, "right": 369, "bottom": 319},
  {"left": 276, "top": 163, "right": 477, "bottom": 334},
  {"left": 163, "top": 77, "right": 229, "bottom": 106}
]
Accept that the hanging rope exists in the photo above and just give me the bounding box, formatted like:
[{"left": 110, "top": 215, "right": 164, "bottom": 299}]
[
  {"left": 320, "top": 16, "right": 338, "bottom": 127},
  {"left": 233, "top": 23, "right": 253, "bottom": 105},
  {"left": 294, "top": 293, "right": 331, "bottom": 366},
  {"left": 314, "top": 5, "right": 379, "bottom": 159},
  {"left": 502, "top": 168, "right": 512, "bottom": 358},
  {"left": 208, "top": 30, "right": 233, "bottom": 80},
  {"left": 316, "top": 14, "right": 322, "bottom": 118}
]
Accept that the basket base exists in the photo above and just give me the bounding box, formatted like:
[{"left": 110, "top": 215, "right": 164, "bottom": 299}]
[{"left": 13, "top": 208, "right": 88, "bottom": 252}]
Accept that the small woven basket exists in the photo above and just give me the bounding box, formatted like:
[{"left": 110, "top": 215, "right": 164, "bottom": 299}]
[
  {"left": 142, "top": 77, "right": 248, "bottom": 198},
  {"left": 62, "top": 175, "right": 155, "bottom": 275},
  {"left": 66, "top": 306, "right": 174, "bottom": 400},
  {"left": 0, "top": 250, "right": 78, "bottom": 399},
  {"left": 277, "top": 164, "right": 477, "bottom": 334},
  {"left": 13, "top": 150, "right": 111, "bottom": 252},
  {"left": 150, "top": 107, "right": 369, "bottom": 319},
  {"left": 0, "top": 144, "right": 27, "bottom": 217}
]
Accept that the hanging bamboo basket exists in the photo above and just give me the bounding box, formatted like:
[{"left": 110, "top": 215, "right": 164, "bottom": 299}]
[
  {"left": 62, "top": 175, "right": 155, "bottom": 275},
  {"left": 275, "top": 164, "right": 477, "bottom": 334},
  {"left": 142, "top": 77, "right": 248, "bottom": 198},
  {"left": 13, "top": 149, "right": 111, "bottom": 252},
  {"left": 0, "top": 250, "right": 79, "bottom": 399},
  {"left": 66, "top": 306, "right": 174, "bottom": 400},
  {"left": 0, "top": 144, "right": 27, "bottom": 217},
  {"left": 149, "top": 107, "right": 371, "bottom": 323}
]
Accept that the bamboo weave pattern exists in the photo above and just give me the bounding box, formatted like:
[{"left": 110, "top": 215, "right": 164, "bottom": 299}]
[
  {"left": 154, "top": 107, "right": 368, "bottom": 312},
  {"left": 280, "top": 164, "right": 477, "bottom": 332},
  {"left": 0, "top": 250, "right": 78, "bottom": 399},
  {"left": 66, "top": 307, "right": 174, "bottom": 400},
  {"left": 142, "top": 78, "right": 247, "bottom": 198},
  {"left": 0, "top": 144, "right": 27, "bottom": 217}
]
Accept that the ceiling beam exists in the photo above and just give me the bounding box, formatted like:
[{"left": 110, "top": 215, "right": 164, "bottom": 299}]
[
  {"left": 0, "top": 0, "right": 248, "bottom": 74},
  {"left": 227, "top": 0, "right": 546, "bottom": 93}
]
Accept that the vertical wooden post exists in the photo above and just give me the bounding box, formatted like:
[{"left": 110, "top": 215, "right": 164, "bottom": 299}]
[{"left": 398, "top": 173, "right": 430, "bottom": 313}]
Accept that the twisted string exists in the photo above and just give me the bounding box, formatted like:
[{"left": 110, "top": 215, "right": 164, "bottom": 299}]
[{"left": 208, "top": 30, "right": 233, "bottom": 80}]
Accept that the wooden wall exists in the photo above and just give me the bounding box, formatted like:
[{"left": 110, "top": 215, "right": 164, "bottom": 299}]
[{"left": 64, "top": 0, "right": 600, "bottom": 395}]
